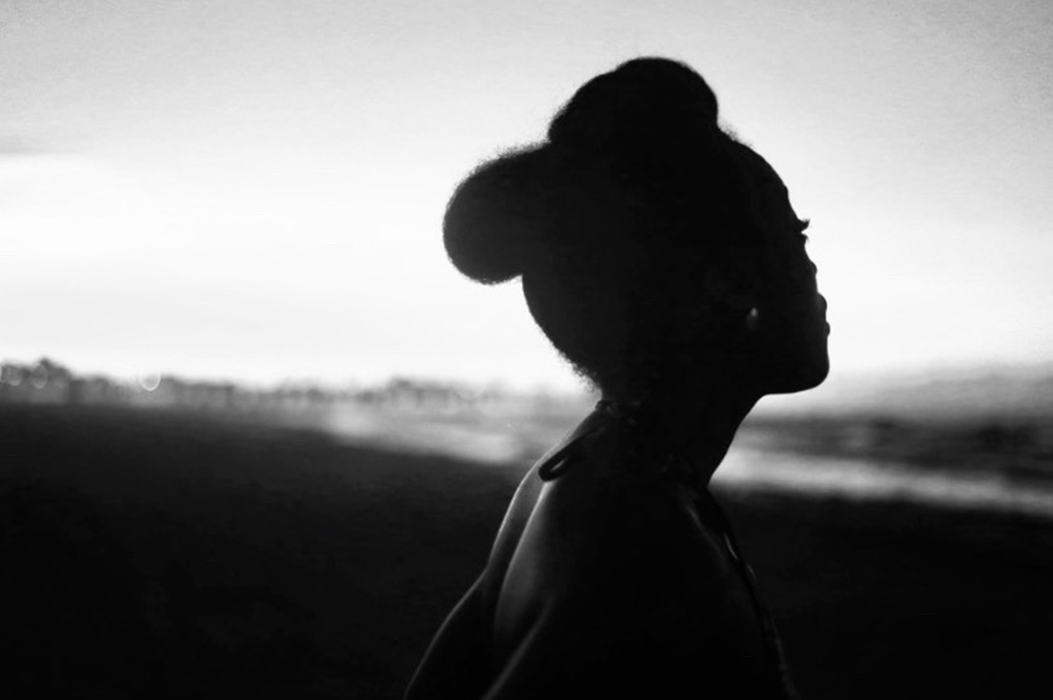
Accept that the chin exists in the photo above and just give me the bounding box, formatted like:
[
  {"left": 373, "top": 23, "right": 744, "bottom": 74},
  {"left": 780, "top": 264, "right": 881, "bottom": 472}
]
[
  {"left": 760, "top": 349, "right": 830, "bottom": 395},
  {"left": 796, "top": 355, "right": 830, "bottom": 391}
]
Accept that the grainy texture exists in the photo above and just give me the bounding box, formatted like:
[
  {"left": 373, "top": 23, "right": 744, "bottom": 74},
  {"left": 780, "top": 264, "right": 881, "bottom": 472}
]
[{"left": 2, "top": 404, "right": 1050, "bottom": 699}]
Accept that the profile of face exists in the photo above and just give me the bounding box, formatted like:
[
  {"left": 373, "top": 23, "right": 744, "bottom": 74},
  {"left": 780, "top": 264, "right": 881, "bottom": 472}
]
[
  {"left": 736, "top": 157, "right": 830, "bottom": 394},
  {"left": 441, "top": 57, "right": 829, "bottom": 399}
]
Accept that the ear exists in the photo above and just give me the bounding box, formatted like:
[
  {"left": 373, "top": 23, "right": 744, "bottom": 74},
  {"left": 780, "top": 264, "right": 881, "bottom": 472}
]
[{"left": 702, "top": 263, "right": 758, "bottom": 314}]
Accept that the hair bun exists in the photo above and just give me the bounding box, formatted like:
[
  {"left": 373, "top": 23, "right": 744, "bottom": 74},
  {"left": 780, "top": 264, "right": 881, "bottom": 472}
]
[
  {"left": 444, "top": 57, "right": 721, "bottom": 286},
  {"left": 548, "top": 57, "right": 719, "bottom": 157},
  {"left": 443, "top": 146, "right": 552, "bottom": 284}
]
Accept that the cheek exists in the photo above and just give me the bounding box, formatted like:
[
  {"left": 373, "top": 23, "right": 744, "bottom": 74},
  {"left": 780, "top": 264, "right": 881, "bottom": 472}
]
[{"left": 752, "top": 300, "right": 827, "bottom": 358}]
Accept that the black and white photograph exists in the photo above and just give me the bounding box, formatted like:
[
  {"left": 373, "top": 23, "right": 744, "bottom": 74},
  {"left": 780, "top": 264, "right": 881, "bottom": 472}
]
[{"left": 2, "top": 2, "right": 1052, "bottom": 698}]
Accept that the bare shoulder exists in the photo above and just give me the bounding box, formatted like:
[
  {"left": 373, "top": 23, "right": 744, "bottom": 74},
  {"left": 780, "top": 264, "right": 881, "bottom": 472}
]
[
  {"left": 497, "top": 425, "right": 729, "bottom": 624},
  {"left": 487, "top": 425, "right": 744, "bottom": 690},
  {"left": 571, "top": 454, "right": 721, "bottom": 576}
]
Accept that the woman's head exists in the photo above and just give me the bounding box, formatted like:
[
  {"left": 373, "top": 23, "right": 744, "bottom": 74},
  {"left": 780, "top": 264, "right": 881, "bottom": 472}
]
[{"left": 443, "top": 57, "right": 828, "bottom": 398}]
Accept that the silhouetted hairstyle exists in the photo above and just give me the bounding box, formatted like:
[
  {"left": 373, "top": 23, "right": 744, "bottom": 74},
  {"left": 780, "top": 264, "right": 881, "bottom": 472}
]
[{"left": 443, "top": 57, "right": 773, "bottom": 393}]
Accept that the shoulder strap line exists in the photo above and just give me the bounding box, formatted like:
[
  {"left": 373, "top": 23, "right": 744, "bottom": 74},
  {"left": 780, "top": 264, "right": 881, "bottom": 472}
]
[{"left": 535, "top": 406, "right": 609, "bottom": 482}]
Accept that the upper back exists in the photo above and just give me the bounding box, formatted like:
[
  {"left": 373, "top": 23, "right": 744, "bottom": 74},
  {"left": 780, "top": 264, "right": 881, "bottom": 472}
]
[
  {"left": 479, "top": 409, "right": 742, "bottom": 665},
  {"left": 409, "top": 404, "right": 797, "bottom": 699}
]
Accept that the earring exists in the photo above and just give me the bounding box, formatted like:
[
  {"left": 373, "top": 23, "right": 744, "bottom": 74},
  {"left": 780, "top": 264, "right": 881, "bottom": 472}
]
[{"left": 746, "top": 307, "right": 760, "bottom": 332}]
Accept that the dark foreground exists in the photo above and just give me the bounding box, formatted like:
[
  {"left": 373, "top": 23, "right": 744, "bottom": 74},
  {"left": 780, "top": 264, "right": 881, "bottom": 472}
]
[{"left": 2, "top": 404, "right": 1051, "bottom": 699}]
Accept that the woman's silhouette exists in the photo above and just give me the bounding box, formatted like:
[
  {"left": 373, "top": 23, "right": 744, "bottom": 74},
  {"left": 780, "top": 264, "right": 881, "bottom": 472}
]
[{"left": 405, "top": 57, "right": 828, "bottom": 699}]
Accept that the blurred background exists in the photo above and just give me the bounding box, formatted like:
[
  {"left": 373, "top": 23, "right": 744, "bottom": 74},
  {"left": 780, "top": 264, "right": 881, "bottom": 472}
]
[{"left": 2, "top": 1, "right": 1052, "bottom": 698}]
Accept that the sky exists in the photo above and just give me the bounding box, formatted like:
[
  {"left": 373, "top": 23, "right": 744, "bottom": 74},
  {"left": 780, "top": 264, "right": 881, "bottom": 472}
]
[{"left": 2, "top": 0, "right": 1052, "bottom": 391}]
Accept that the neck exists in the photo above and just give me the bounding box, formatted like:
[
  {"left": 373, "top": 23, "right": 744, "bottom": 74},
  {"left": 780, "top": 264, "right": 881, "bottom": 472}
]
[{"left": 601, "top": 375, "right": 760, "bottom": 484}]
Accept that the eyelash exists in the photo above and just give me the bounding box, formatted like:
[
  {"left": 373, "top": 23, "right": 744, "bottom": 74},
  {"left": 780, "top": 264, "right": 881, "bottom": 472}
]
[{"left": 798, "top": 218, "right": 811, "bottom": 243}]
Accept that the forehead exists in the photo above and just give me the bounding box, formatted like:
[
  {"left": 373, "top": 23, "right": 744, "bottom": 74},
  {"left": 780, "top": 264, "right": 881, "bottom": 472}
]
[
  {"left": 722, "top": 140, "right": 802, "bottom": 244},
  {"left": 728, "top": 140, "right": 788, "bottom": 196}
]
